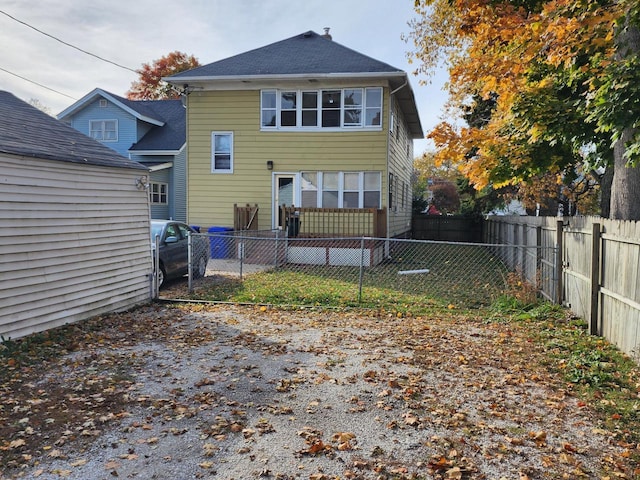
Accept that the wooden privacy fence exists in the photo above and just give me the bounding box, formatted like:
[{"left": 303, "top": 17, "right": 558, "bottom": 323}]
[
  {"left": 413, "top": 215, "right": 483, "bottom": 242},
  {"left": 485, "top": 215, "right": 640, "bottom": 361}
]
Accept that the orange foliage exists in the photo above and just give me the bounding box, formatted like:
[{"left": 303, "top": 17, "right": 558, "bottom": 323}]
[{"left": 408, "top": 0, "right": 624, "bottom": 191}]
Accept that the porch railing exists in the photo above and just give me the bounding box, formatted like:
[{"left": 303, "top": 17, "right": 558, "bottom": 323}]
[{"left": 281, "top": 206, "right": 387, "bottom": 238}]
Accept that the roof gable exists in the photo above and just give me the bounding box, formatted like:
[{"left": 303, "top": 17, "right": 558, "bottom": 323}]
[
  {"left": 170, "top": 31, "right": 403, "bottom": 79},
  {"left": 57, "top": 88, "right": 186, "bottom": 152},
  {"left": 0, "top": 91, "right": 147, "bottom": 170},
  {"left": 57, "top": 88, "right": 164, "bottom": 126}
]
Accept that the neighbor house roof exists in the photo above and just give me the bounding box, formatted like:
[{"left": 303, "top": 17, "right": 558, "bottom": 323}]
[
  {"left": 167, "top": 30, "right": 423, "bottom": 138},
  {"left": 128, "top": 99, "right": 185, "bottom": 152},
  {"left": 57, "top": 88, "right": 186, "bottom": 152},
  {"left": 0, "top": 91, "right": 147, "bottom": 170}
]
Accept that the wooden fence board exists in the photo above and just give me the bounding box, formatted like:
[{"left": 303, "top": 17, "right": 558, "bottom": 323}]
[{"left": 485, "top": 215, "right": 640, "bottom": 361}]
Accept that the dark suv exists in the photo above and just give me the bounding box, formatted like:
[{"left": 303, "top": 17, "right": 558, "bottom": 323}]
[{"left": 150, "top": 220, "right": 209, "bottom": 288}]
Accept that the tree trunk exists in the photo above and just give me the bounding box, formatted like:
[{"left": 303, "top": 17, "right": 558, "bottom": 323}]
[
  {"left": 609, "top": 24, "right": 640, "bottom": 220},
  {"left": 610, "top": 131, "right": 640, "bottom": 219},
  {"left": 599, "top": 167, "right": 613, "bottom": 218}
]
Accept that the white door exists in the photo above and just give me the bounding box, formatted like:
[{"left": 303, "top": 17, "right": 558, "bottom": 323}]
[{"left": 274, "top": 174, "right": 296, "bottom": 229}]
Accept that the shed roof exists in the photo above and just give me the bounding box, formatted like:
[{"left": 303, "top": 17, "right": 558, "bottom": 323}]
[{"left": 0, "top": 91, "right": 147, "bottom": 170}]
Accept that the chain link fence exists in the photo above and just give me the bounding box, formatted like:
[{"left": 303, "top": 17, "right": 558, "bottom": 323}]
[{"left": 166, "top": 231, "right": 557, "bottom": 309}]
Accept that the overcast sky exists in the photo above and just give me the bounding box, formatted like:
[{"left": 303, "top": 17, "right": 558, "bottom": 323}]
[{"left": 0, "top": 0, "right": 448, "bottom": 155}]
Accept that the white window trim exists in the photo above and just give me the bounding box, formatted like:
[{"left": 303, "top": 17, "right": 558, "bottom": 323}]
[
  {"left": 260, "top": 88, "right": 383, "bottom": 132},
  {"left": 90, "top": 119, "right": 118, "bottom": 142},
  {"left": 211, "top": 131, "right": 234, "bottom": 174},
  {"left": 150, "top": 182, "right": 168, "bottom": 205}
]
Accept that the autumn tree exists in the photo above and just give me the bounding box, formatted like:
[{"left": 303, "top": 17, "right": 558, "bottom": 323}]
[
  {"left": 407, "top": 0, "right": 640, "bottom": 219},
  {"left": 431, "top": 181, "right": 460, "bottom": 214},
  {"left": 127, "top": 51, "right": 200, "bottom": 100}
]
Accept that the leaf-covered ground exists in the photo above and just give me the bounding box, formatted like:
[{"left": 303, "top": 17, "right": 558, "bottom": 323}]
[{"left": 1, "top": 302, "right": 638, "bottom": 479}]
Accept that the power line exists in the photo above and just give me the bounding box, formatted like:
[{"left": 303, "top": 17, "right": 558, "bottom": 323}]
[
  {"left": 0, "top": 9, "right": 138, "bottom": 73},
  {"left": 0, "top": 66, "right": 77, "bottom": 100}
]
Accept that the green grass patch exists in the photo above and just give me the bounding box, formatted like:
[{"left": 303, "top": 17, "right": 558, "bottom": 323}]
[{"left": 191, "top": 242, "right": 511, "bottom": 311}]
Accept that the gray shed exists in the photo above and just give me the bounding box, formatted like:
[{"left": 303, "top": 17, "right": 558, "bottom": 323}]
[{"left": 0, "top": 91, "right": 152, "bottom": 339}]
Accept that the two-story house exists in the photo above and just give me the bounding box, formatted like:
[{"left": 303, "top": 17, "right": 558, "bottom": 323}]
[
  {"left": 167, "top": 29, "right": 423, "bottom": 238},
  {"left": 58, "top": 88, "right": 187, "bottom": 221}
]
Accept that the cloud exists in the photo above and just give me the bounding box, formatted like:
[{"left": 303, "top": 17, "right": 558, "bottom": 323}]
[{"left": 0, "top": 0, "right": 447, "bottom": 152}]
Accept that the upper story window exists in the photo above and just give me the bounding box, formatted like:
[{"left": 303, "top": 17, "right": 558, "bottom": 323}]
[
  {"left": 90, "top": 120, "right": 117, "bottom": 141},
  {"left": 211, "top": 132, "right": 233, "bottom": 173},
  {"left": 261, "top": 87, "right": 382, "bottom": 130}
]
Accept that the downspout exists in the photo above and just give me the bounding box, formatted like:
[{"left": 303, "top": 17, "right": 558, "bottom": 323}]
[
  {"left": 182, "top": 85, "right": 190, "bottom": 227},
  {"left": 386, "top": 77, "right": 408, "bottom": 242}
]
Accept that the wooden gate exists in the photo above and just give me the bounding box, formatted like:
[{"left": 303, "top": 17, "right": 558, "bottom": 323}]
[{"left": 234, "top": 204, "right": 259, "bottom": 230}]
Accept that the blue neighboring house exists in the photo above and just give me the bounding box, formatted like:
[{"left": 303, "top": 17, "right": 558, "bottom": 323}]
[{"left": 58, "top": 88, "right": 186, "bottom": 222}]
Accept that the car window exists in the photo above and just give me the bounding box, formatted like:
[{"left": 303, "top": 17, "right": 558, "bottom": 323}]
[
  {"left": 165, "top": 224, "right": 178, "bottom": 239},
  {"left": 177, "top": 224, "right": 191, "bottom": 239}
]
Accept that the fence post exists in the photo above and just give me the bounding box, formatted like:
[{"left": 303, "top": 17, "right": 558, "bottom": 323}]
[
  {"left": 536, "top": 226, "right": 542, "bottom": 289},
  {"left": 512, "top": 223, "right": 518, "bottom": 269},
  {"left": 239, "top": 235, "right": 244, "bottom": 280},
  {"left": 590, "top": 222, "right": 601, "bottom": 335},
  {"left": 358, "top": 237, "right": 365, "bottom": 303},
  {"left": 188, "top": 232, "right": 193, "bottom": 293},
  {"left": 555, "top": 220, "right": 564, "bottom": 304}
]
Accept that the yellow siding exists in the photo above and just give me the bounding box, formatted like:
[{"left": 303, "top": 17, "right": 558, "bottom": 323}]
[
  {"left": 387, "top": 95, "right": 414, "bottom": 238},
  {"left": 186, "top": 90, "right": 390, "bottom": 231}
]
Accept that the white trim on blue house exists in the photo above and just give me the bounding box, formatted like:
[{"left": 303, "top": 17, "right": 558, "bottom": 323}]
[
  {"left": 58, "top": 88, "right": 165, "bottom": 127},
  {"left": 148, "top": 162, "right": 174, "bottom": 172}
]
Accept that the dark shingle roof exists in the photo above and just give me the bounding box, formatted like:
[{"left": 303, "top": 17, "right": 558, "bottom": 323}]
[
  {"left": 0, "top": 91, "right": 147, "bottom": 170},
  {"left": 168, "top": 31, "right": 423, "bottom": 138},
  {"left": 57, "top": 88, "right": 186, "bottom": 152},
  {"left": 170, "top": 30, "right": 404, "bottom": 79},
  {"left": 129, "top": 100, "right": 185, "bottom": 151}
]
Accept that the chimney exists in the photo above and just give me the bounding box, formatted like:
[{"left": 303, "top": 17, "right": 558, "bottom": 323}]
[{"left": 322, "top": 27, "right": 332, "bottom": 40}]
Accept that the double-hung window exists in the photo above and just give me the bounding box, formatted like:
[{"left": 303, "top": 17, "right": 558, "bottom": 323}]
[
  {"left": 260, "top": 87, "right": 382, "bottom": 130},
  {"left": 302, "top": 91, "right": 318, "bottom": 127},
  {"left": 300, "top": 172, "right": 381, "bottom": 209},
  {"left": 261, "top": 91, "right": 277, "bottom": 127},
  {"left": 211, "top": 132, "right": 233, "bottom": 173},
  {"left": 150, "top": 182, "right": 168, "bottom": 204},
  {"left": 280, "top": 91, "right": 297, "bottom": 126},
  {"left": 90, "top": 120, "right": 117, "bottom": 141},
  {"left": 343, "top": 89, "right": 363, "bottom": 127}
]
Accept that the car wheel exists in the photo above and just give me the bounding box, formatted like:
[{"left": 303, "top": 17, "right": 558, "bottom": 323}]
[
  {"left": 194, "top": 255, "right": 207, "bottom": 279},
  {"left": 157, "top": 264, "right": 166, "bottom": 289}
]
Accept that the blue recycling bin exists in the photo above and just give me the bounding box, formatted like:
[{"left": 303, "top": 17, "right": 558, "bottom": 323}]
[{"left": 208, "top": 226, "right": 233, "bottom": 258}]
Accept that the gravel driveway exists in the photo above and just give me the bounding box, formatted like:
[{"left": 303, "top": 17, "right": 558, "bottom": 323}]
[{"left": 1, "top": 303, "right": 635, "bottom": 479}]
